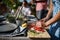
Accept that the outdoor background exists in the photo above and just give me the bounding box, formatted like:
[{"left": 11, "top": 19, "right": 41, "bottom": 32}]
[{"left": 0, "top": 0, "right": 50, "bottom": 16}]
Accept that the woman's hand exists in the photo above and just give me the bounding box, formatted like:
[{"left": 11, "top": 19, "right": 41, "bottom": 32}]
[
  {"left": 36, "top": 20, "right": 47, "bottom": 28},
  {"left": 36, "top": 21, "right": 42, "bottom": 27},
  {"left": 41, "top": 17, "right": 49, "bottom": 22}
]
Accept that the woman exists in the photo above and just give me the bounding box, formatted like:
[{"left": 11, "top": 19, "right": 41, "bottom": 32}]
[
  {"left": 35, "top": 0, "right": 48, "bottom": 20},
  {"left": 15, "top": 0, "right": 31, "bottom": 17},
  {"left": 36, "top": 0, "right": 60, "bottom": 40}
]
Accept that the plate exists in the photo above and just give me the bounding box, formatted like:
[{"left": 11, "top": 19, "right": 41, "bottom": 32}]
[
  {"left": 0, "top": 23, "right": 17, "bottom": 32},
  {"left": 0, "top": 15, "right": 4, "bottom": 18},
  {"left": 0, "top": 15, "right": 6, "bottom": 22}
]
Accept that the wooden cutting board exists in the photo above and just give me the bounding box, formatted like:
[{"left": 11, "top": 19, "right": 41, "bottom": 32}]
[{"left": 27, "top": 30, "right": 51, "bottom": 38}]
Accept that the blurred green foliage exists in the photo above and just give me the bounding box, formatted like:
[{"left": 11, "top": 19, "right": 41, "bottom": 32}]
[{"left": 2, "top": 0, "right": 22, "bottom": 10}]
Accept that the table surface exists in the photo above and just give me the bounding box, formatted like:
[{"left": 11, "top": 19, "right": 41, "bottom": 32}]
[
  {"left": 0, "top": 16, "right": 51, "bottom": 40},
  {"left": 27, "top": 30, "right": 51, "bottom": 38}
]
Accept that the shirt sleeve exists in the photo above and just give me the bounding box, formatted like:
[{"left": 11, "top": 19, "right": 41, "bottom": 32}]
[{"left": 27, "top": 8, "right": 31, "bottom": 15}]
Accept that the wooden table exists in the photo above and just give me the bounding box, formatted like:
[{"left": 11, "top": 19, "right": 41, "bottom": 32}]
[
  {"left": 27, "top": 30, "right": 51, "bottom": 40},
  {"left": 0, "top": 30, "right": 51, "bottom": 40}
]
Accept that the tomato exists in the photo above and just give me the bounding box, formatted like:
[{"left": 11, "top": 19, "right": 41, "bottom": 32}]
[
  {"left": 34, "top": 26, "right": 45, "bottom": 32},
  {"left": 29, "top": 23, "right": 45, "bottom": 32},
  {"left": 34, "top": 26, "right": 40, "bottom": 30},
  {"left": 28, "top": 23, "right": 35, "bottom": 29}
]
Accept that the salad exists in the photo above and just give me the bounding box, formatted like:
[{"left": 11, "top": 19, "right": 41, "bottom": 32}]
[{"left": 28, "top": 22, "right": 45, "bottom": 33}]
